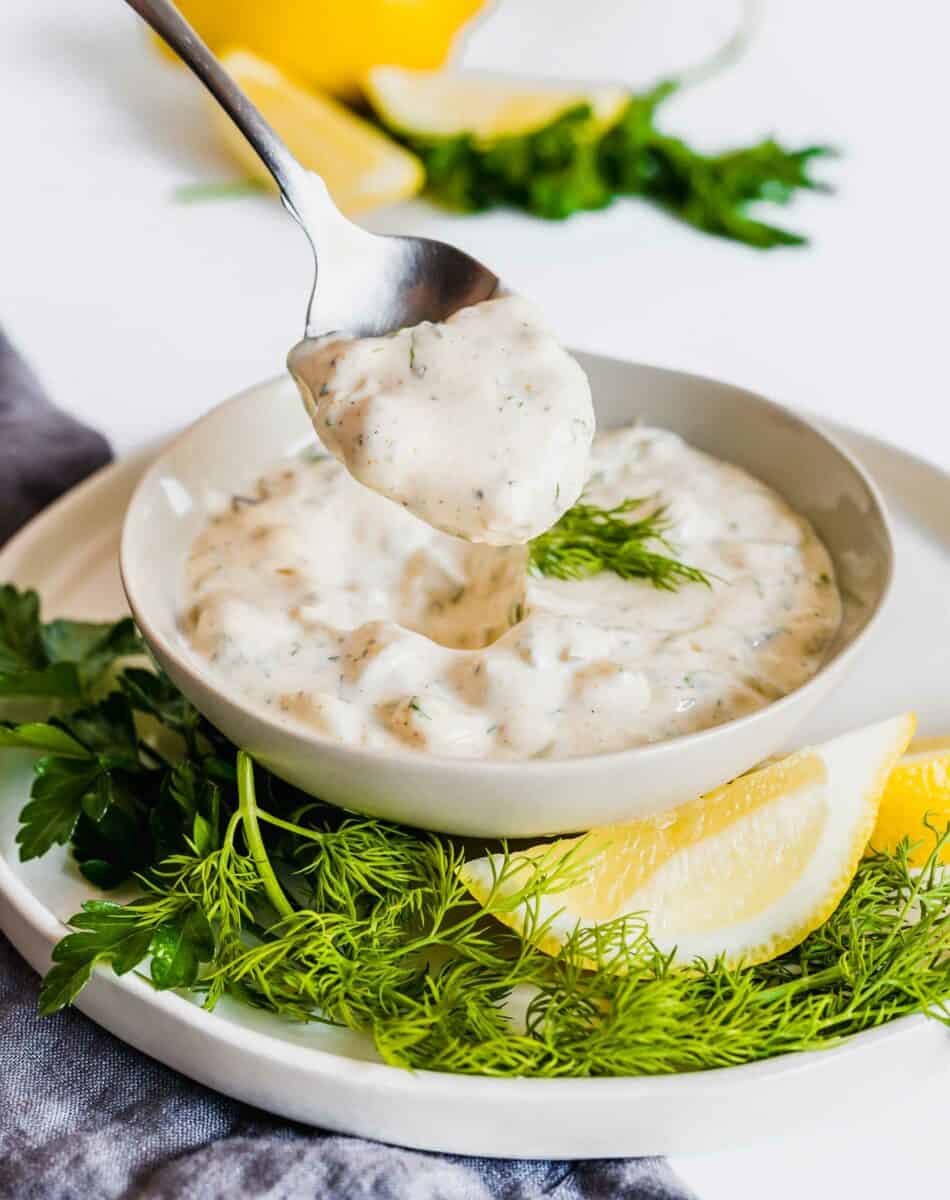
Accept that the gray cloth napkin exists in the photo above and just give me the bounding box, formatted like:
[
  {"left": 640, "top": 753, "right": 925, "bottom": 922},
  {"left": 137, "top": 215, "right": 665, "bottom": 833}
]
[
  {"left": 0, "top": 331, "right": 697, "bottom": 1200},
  {"left": 0, "top": 331, "right": 111, "bottom": 545}
]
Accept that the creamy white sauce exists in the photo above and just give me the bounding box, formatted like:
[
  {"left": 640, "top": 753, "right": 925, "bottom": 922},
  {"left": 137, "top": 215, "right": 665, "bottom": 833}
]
[
  {"left": 287, "top": 293, "right": 594, "bottom": 545},
  {"left": 183, "top": 426, "right": 841, "bottom": 761}
]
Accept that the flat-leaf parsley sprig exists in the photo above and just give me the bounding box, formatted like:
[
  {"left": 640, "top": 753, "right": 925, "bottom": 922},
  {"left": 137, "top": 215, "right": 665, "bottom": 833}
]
[{"left": 0, "top": 583, "right": 141, "bottom": 700}]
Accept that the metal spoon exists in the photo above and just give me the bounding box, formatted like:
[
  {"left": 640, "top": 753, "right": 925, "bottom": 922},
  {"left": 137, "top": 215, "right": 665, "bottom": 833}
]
[{"left": 124, "top": 0, "right": 498, "bottom": 339}]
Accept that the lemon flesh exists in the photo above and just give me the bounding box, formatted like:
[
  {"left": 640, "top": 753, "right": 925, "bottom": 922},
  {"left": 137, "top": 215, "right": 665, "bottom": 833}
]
[
  {"left": 212, "top": 51, "right": 423, "bottom": 216},
  {"left": 871, "top": 736, "right": 950, "bottom": 865},
  {"left": 462, "top": 714, "right": 916, "bottom": 967},
  {"left": 365, "top": 66, "right": 629, "bottom": 142}
]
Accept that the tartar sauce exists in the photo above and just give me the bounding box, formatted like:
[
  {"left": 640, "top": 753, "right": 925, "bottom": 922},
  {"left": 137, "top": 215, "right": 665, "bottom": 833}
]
[
  {"left": 288, "top": 293, "right": 594, "bottom": 545},
  {"left": 183, "top": 425, "right": 841, "bottom": 760}
]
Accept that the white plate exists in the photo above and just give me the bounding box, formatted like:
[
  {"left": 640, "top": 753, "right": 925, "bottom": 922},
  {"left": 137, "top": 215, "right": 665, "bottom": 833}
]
[{"left": 2, "top": 424, "right": 950, "bottom": 1158}]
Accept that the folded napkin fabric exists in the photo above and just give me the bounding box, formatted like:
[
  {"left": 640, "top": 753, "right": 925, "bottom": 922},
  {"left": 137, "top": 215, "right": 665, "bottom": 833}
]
[{"left": 0, "top": 330, "right": 697, "bottom": 1200}]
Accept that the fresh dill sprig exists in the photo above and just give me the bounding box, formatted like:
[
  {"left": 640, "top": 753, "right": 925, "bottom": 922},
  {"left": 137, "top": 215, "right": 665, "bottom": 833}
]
[{"left": 528, "top": 497, "right": 711, "bottom": 590}]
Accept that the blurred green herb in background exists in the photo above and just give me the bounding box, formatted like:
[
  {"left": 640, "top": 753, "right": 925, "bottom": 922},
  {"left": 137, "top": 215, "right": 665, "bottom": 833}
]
[{"left": 390, "top": 81, "right": 833, "bottom": 246}]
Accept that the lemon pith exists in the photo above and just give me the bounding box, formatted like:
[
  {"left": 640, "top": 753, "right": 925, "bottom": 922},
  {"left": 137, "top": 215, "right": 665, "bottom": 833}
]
[
  {"left": 462, "top": 714, "right": 916, "bottom": 968},
  {"left": 211, "top": 51, "right": 423, "bottom": 216}
]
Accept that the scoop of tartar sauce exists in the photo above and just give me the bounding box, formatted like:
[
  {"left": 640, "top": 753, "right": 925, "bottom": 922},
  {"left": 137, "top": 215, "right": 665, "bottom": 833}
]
[{"left": 287, "top": 293, "right": 594, "bottom": 545}]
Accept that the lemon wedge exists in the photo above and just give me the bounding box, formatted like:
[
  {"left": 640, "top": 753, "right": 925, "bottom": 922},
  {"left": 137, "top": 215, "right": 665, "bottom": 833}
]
[
  {"left": 364, "top": 66, "right": 629, "bottom": 142},
  {"left": 871, "top": 736, "right": 950, "bottom": 865},
  {"left": 462, "top": 714, "right": 916, "bottom": 967},
  {"left": 161, "top": 0, "right": 486, "bottom": 102},
  {"left": 212, "top": 51, "right": 424, "bottom": 215}
]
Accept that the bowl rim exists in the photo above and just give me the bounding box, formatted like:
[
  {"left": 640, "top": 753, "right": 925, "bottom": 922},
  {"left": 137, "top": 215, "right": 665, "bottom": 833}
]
[{"left": 119, "top": 356, "right": 896, "bottom": 779}]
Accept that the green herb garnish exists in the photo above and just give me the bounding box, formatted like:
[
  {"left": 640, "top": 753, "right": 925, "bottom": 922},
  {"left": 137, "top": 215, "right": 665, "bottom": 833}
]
[
  {"left": 4, "top": 585, "right": 950, "bottom": 1076},
  {"left": 528, "top": 498, "right": 711, "bottom": 590},
  {"left": 396, "top": 103, "right": 612, "bottom": 222},
  {"left": 0, "top": 584, "right": 140, "bottom": 700},
  {"left": 599, "top": 86, "right": 832, "bottom": 248},
  {"left": 379, "top": 80, "right": 832, "bottom": 246}
]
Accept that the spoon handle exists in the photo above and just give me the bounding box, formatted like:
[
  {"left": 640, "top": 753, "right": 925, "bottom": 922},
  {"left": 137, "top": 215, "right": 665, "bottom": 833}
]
[{"left": 124, "top": 0, "right": 337, "bottom": 233}]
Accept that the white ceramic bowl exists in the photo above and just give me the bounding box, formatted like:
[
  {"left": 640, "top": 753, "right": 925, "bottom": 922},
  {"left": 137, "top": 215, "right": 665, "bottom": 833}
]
[{"left": 120, "top": 355, "right": 893, "bottom": 837}]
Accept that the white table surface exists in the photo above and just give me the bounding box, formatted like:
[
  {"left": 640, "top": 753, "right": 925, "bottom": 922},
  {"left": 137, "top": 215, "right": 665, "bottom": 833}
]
[{"left": 3, "top": 0, "right": 948, "bottom": 1194}]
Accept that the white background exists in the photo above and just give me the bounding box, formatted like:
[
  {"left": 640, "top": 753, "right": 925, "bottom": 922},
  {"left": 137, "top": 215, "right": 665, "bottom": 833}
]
[{"left": 3, "top": 1, "right": 950, "bottom": 1195}]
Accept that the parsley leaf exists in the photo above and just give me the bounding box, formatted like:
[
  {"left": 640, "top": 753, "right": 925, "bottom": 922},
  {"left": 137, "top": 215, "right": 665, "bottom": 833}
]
[
  {"left": 0, "top": 723, "right": 90, "bottom": 755},
  {"left": 72, "top": 778, "right": 163, "bottom": 889},
  {"left": 0, "top": 585, "right": 141, "bottom": 699},
  {"left": 120, "top": 667, "right": 201, "bottom": 747},
  {"left": 37, "top": 954, "right": 98, "bottom": 1016},
  {"left": 38, "top": 900, "right": 157, "bottom": 1015},
  {"left": 11, "top": 694, "right": 154, "bottom": 869},
  {"left": 16, "top": 757, "right": 99, "bottom": 860},
  {"left": 56, "top": 692, "right": 140, "bottom": 766},
  {"left": 41, "top": 617, "right": 141, "bottom": 695},
  {"left": 38, "top": 898, "right": 216, "bottom": 1014},
  {"left": 149, "top": 907, "right": 215, "bottom": 989},
  {"left": 0, "top": 585, "right": 45, "bottom": 674},
  {"left": 5, "top": 685, "right": 222, "bottom": 884}
]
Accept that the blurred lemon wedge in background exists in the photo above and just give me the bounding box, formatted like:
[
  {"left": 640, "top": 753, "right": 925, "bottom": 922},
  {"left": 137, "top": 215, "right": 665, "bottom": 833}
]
[
  {"left": 211, "top": 51, "right": 423, "bottom": 216},
  {"left": 871, "top": 736, "right": 950, "bottom": 865},
  {"left": 462, "top": 714, "right": 915, "bottom": 967},
  {"left": 365, "top": 66, "right": 629, "bottom": 141},
  {"left": 159, "top": 0, "right": 486, "bottom": 101}
]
